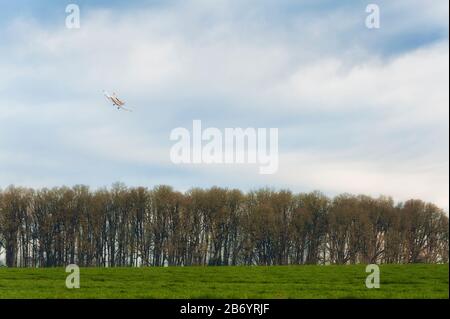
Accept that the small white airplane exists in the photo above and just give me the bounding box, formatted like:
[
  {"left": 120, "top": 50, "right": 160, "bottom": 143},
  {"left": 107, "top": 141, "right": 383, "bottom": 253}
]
[{"left": 103, "top": 91, "right": 133, "bottom": 112}]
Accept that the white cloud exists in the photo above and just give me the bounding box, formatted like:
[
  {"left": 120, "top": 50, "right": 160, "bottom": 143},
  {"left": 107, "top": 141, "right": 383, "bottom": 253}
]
[{"left": 0, "top": 1, "right": 448, "bottom": 210}]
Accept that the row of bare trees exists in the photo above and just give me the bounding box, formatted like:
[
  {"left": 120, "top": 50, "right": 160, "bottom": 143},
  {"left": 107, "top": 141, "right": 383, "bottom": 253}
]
[{"left": 0, "top": 184, "right": 448, "bottom": 267}]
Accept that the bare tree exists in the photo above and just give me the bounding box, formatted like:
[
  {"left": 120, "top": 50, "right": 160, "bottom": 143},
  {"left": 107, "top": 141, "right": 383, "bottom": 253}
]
[{"left": 0, "top": 185, "right": 447, "bottom": 267}]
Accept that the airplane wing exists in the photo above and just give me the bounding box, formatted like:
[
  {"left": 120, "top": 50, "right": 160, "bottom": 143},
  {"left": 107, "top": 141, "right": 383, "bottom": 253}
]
[
  {"left": 103, "top": 91, "right": 115, "bottom": 104},
  {"left": 120, "top": 105, "right": 133, "bottom": 112}
]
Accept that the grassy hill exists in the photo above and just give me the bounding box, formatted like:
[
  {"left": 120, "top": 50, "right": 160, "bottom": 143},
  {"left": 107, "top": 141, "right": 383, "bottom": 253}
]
[{"left": 0, "top": 264, "right": 448, "bottom": 299}]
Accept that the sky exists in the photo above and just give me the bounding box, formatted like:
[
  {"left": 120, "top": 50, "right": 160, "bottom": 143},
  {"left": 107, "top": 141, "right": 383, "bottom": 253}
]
[{"left": 0, "top": 0, "right": 448, "bottom": 210}]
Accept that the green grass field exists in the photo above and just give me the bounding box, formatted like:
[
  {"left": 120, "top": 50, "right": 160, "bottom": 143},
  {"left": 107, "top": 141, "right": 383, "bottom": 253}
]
[{"left": 0, "top": 264, "right": 448, "bottom": 299}]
